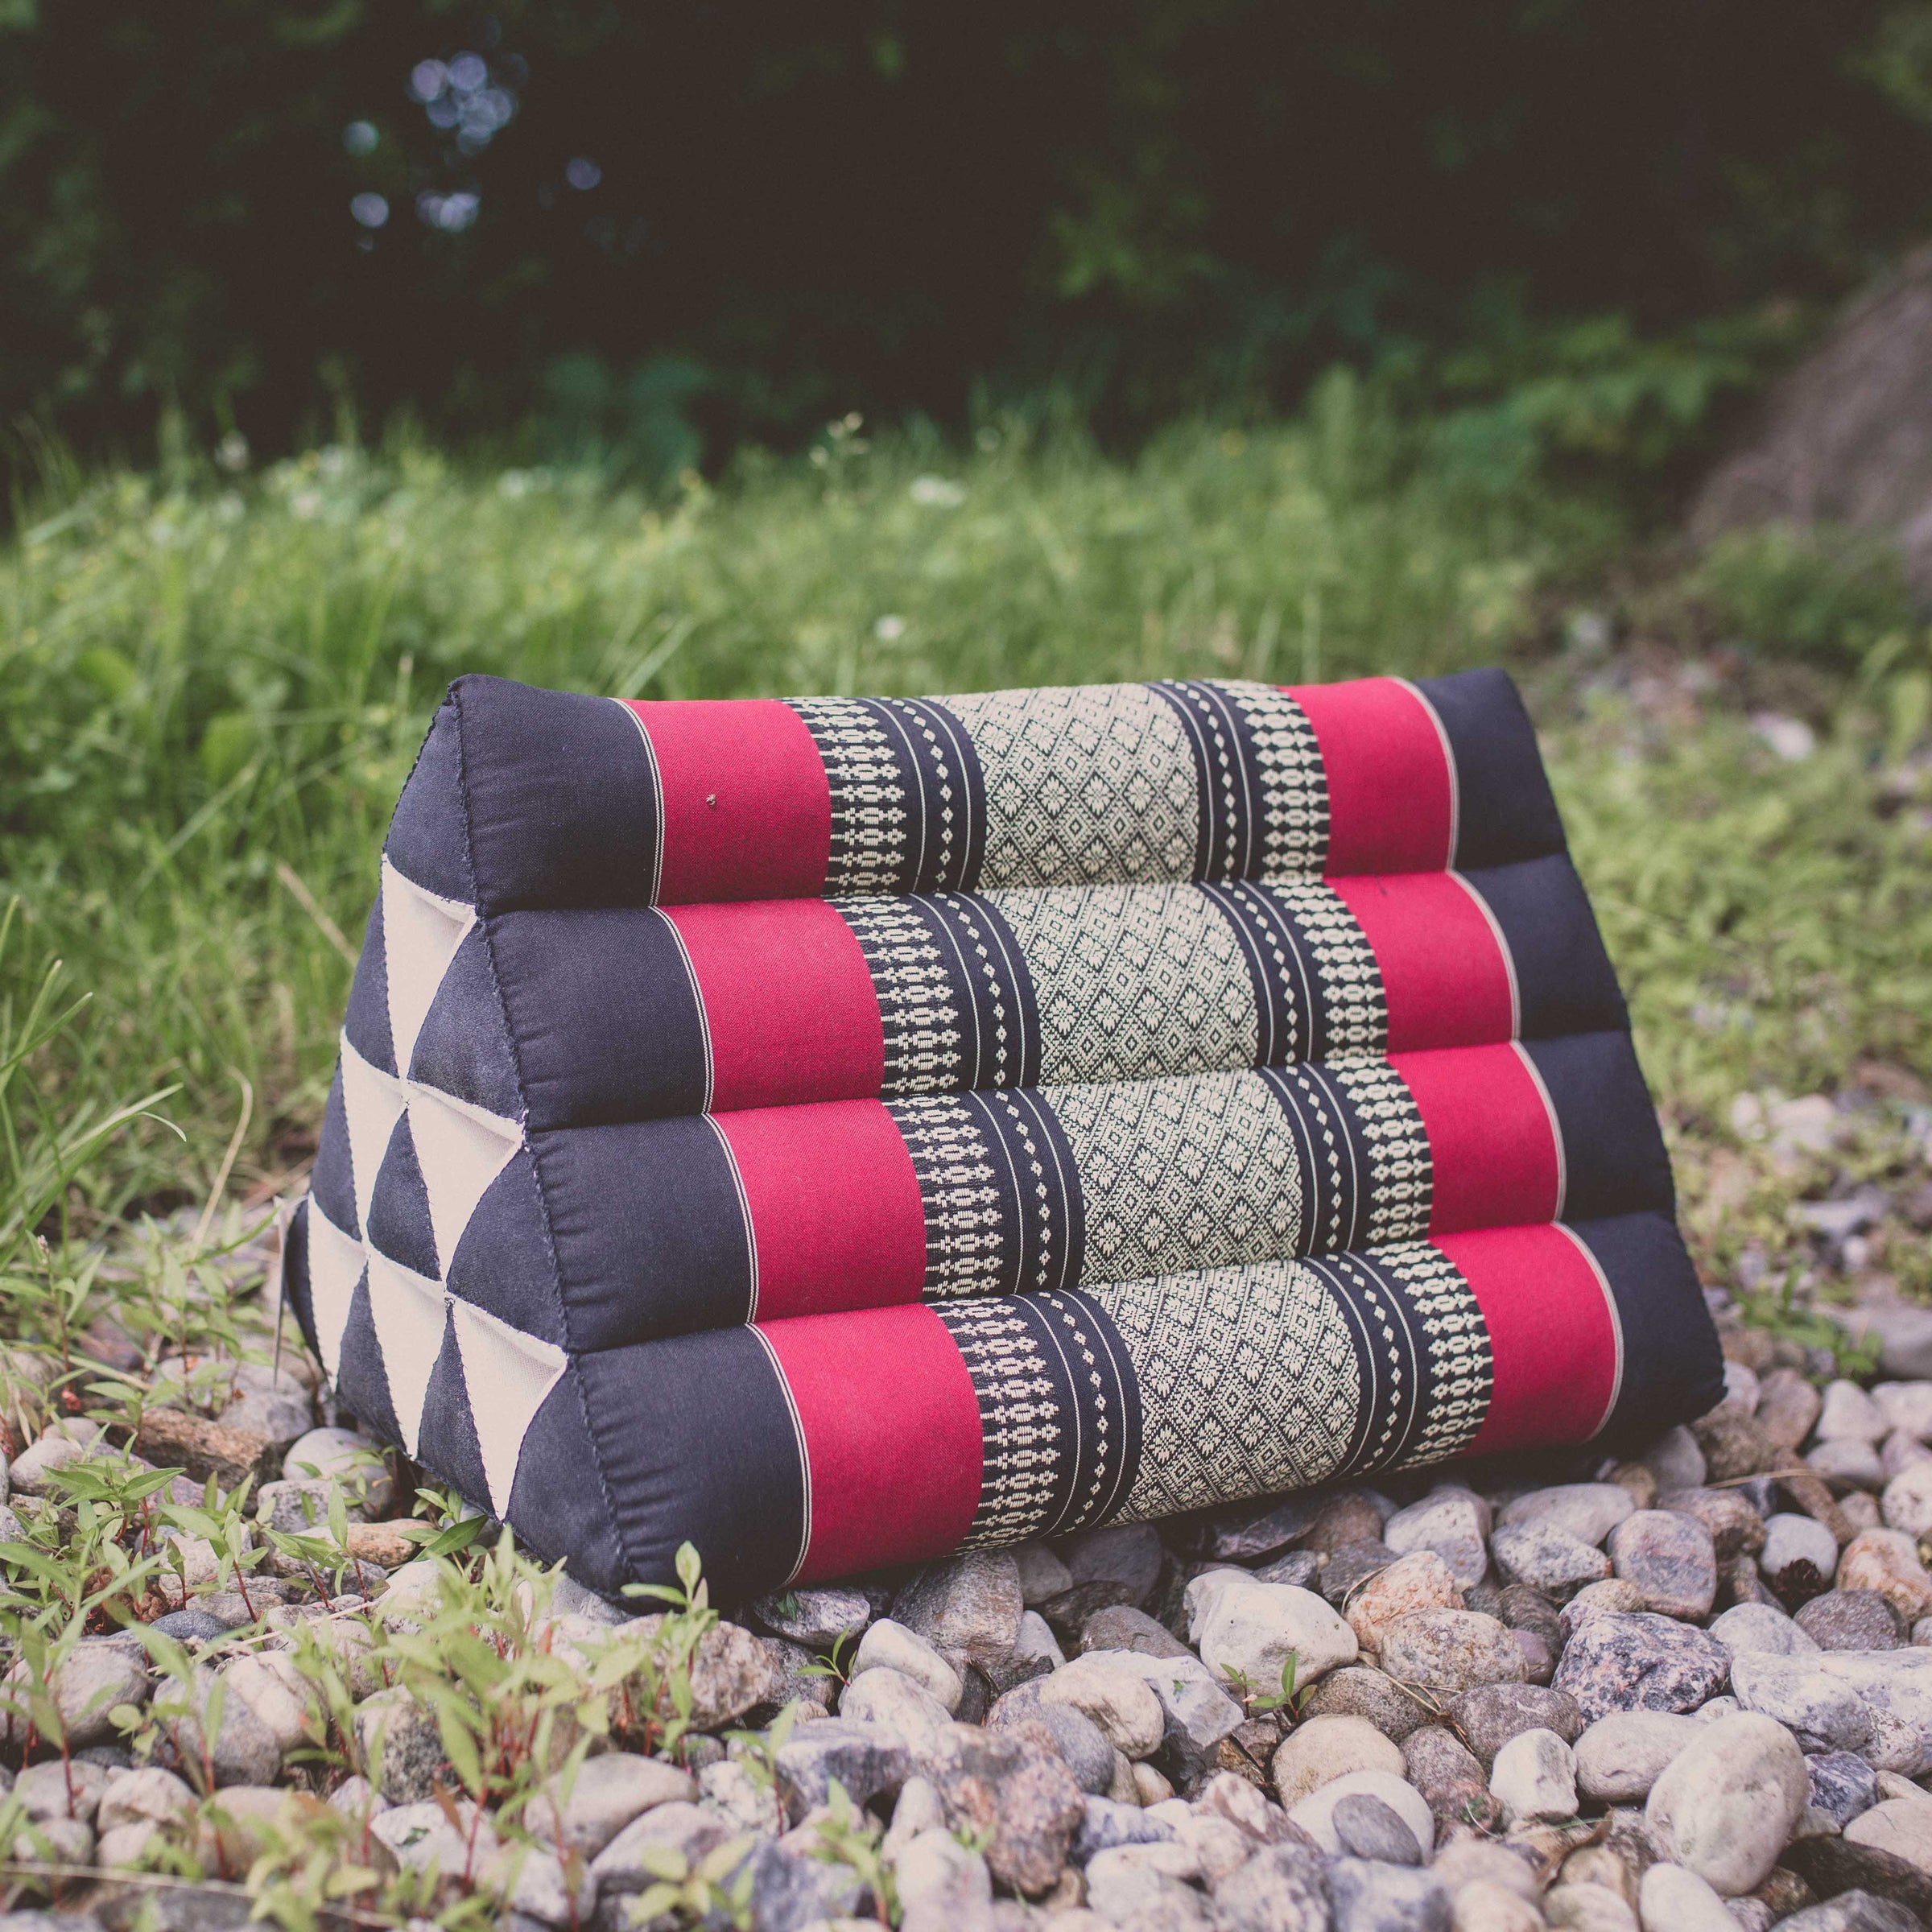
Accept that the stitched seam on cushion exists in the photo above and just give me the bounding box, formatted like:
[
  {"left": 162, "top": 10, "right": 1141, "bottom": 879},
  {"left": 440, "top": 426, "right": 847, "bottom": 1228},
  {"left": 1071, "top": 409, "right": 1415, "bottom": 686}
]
[{"left": 448, "top": 679, "right": 630, "bottom": 1579}]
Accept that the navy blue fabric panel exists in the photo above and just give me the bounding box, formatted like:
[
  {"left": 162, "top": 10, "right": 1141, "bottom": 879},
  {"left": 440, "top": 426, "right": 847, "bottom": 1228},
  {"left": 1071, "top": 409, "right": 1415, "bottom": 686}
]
[
  {"left": 336, "top": 1273, "right": 402, "bottom": 1450},
  {"left": 1575, "top": 1212, "right": 1724, "bottom": 1451},
  {"left": 1525, "top": 1032, "right": 1675, "bottom": 1221},
  {"left": 282, "top": 1198, "right": 319, "bottom": 1362},
  {"left": 341, "top": 894, "right": 394, "bottom": 1075},
  {"left": 927, "top": 894, "right": 1043, "bottom": 1091},
  {"left": 851, "top": 699, "right": 988, "bottom": 894},
  {"left": 963, "top": 1090, "right": 1084, "bottom": 1295},
  {"left": 409, "top": 925, "right": 521, "bottom": 1117},
  {"left": 573, "top": 1328, "right": 806, "bottom": 1602},
  {"left": 1307, "top": 1249, "right": 1430, "bottom": 1478},
  {"left": 507, "top": 1368, "right": 631, "bottom": 1595},
  {"left": 416, "top": 1319, "right": 493, "bottom": 1521},
  {"left": 935, "top": 1290, "right": 1141, "bottom": 1538},
  {"left": 531, "top": 1117, "right": 752, "bottom": 1350},
  {"left": 448, "top": 675, "right": 663, "bottom": 917},
  {"left": 1265, "top": 1062, "right": 1386, "bottom": 1254},
  {"left": 383, "top": 699, "right": 472, "bottom": 902},
  {"left": 1416, "top": 669, "right": 1567, "bottom": 870},
  {"left": 444, "top": 1148, "right": 570, "bottom": 1348},
  {"left": 1151, "top": 682, "right": 1230, "bottom": 880},
  {"left": 311, "top": 1067, "right": 358, "bottom": 1239},
  {"left": 1463, "top": 855, "right": 1628, "bottom": 1038},
  {"left": 485, "top": 908, "right": 708, "bottom": 1129},
  {"left": 365, "top": 1114, "right": 440, "bottom": 1281}
]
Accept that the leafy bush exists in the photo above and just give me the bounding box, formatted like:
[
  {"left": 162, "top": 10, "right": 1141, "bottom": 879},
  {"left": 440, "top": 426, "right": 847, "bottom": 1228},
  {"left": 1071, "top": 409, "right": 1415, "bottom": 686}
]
[{"left": 1694, "top": 522, "right": 1920, "bottom": 662}]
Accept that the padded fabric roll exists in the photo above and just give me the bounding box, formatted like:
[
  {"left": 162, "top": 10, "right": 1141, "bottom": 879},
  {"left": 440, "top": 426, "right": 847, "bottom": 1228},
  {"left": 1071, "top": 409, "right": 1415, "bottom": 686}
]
[
  {"left": 383, "top": 668, "right": 1564, "bottom": 910},
  {"left": 281, "top": 1205, "right": 1723, "bottom": 1602},
  {"left": 345, "top": 854, "right": 1622, "bottom": 1127},
  {"left": 306, "top": 1033, "right": 1671, "bottom": 1352}
]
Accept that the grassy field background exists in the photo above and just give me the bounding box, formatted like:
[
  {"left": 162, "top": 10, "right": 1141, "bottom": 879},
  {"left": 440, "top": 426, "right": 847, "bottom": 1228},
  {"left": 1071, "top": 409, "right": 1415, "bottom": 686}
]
[{"left": 2, "top": 389, "right": 1930, "bottom": 1320}]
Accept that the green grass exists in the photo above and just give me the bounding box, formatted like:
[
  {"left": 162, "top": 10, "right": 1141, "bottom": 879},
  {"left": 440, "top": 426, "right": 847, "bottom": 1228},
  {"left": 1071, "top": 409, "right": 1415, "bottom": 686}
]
[
  {"left": 0, "top": 385, "right": 1927, "bottom": 1278},
  {"left": 0, "top": 382, "right": 1930, "bottom": 1922}
]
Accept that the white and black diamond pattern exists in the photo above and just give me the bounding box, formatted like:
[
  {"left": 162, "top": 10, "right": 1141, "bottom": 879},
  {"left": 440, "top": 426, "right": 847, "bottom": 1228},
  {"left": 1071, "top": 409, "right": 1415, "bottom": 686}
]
[{"left": 299, "top": 860, "right": 564, "bottom": 1517}]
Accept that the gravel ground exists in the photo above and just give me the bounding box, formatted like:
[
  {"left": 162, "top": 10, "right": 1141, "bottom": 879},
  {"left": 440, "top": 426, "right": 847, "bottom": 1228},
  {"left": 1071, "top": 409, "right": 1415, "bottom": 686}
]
[{"left": 7, "top": 1070, "right": 1932, "bottom": 1930}]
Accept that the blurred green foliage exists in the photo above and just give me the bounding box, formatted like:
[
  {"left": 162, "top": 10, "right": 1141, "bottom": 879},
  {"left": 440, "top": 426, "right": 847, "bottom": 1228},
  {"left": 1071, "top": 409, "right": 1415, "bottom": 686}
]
[
  {"left": 9, "top": 2, "right": 1932, "bottom": 473},
  {"left": 2, "top": 402, "right": 1929, "bottom": 1220}
]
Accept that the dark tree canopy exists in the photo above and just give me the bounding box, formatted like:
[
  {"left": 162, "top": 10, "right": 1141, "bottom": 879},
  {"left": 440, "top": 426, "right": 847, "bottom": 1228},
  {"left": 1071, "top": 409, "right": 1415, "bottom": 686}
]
[{"left": 7, "top": 1, "right": 1932, "bottom": 460}]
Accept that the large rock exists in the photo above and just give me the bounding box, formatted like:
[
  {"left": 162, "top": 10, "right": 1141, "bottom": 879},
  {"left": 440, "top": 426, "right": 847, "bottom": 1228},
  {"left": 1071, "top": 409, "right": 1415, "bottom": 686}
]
[
  {"left": 1707, "top": 1600, "right": 1818, "bottom": 1658},
  {"left": 1729, "top": 1652, "right": 1876, "bottom": 1753},
  {"left": 773, "top": 1717, "right": 910, "bottom": 1820},
  {"left": 1489, "top": 1521, "right": 1612, "bottom": 1600},
  {"left": 1383, "top": 1488, "right": 1490, "bottom": 1587},
  {"left": 1636, "top": 1862, "right": 1736, "bottom": 1932},
  {"left": 1269, "top": 1713, "right": 1403, "bottom": 1807},
  {"left": 895, "top": 1554, "right": 1024, "bottom": 1670},
  {"left": 1839, "top": 1530, "right": 1932, "bottom": 1622},
  {"left": 852, "top": 1619, "right": 964, "bottom": 1712},
  {"left": 1209, "top": 1838, "right": 1331, "bottom": 1932},
  {"left": 1488, "top": 1728, "right": 1577, "bottom": 1827},
  {"left": 1448, "top": 1682, "right": 1583, "bottom": 1769},
  {"left": 893, "top": 1827, "right": 992, "bottom": 1922},
  {"left": 1328, "top": 1856, "right": 1450, "bottom": 1931},
  {"left": 1498, "top": 1484, "right": 1636, "bottom": 1549},
  {"left": 1690, "top": 244, "right": 1932, "bottom": 601},
  {"left": 922, "top": 1718, "right": 1086, "bottom": 1896},
  {"left": 1845, "top": 1798, "right": 1932, "bottom": 1877},
  {"left": 1038, "top": 1655, "right": 1166, "bottom": 1759},
  {"left": 1331, "top": 1790, "right": 1423, "bottom": 1864},
  {"left": 1297, "top": 1664, "right": 1428, "bottom": 1741},
  {"left": 1844, "top": 1306, "right": 1932, "bottom": 1381},
  {"left": 1804, "top": 1649, "right": 1932, "bottom": 1773},
  {"left": 1080, "top": 1604, "right": 1190, "bottom": 1662},
  {"left": 1807, "top": 1749, "right": 1881, "bottom": 1831},
  {"left": 1875, "top": 1381, "right": 1932, "bottom": 1439},
  {"left": 1800, "top": 1590, "right": 1908, "bottom": 1653},
  {"left": 839, "top": 1666, "right": 952, "bottom": 1760},
  {"left": 1079, "top": 1645, "right": 1245, "bottom": 1766},
  {"left": 523, "top": 1751, "right": 694, "bottom": 1857},
  {"left": 1, "top": 1637, "right": 148, "bottom": 1750},
  {"left": 591, "top": 1801, "right": 734, "bottom": 1918},
  {"left": 1608, "top": 1511, "right": 1717, "bottom": 1620},
  {"left": 1346, "top": 1550, "right": 1461, "bottom": 1651},
  {"left": 1573, "top": 1711, "right": 1701, "bottom": 1802},
  {"left": 1551, "top": 1612, "right": 1731, "bottom": 1721},
  {"left": 353, "top": 1686, "right": 446, "bottom": 1802},
  {"left": 1402, "top": 1722, "right": 1494, "bottom": 1836},
  {"left": 1376, "top": 1610, "right": 1526, "bottom": 1695},
  {"left": 180, "top": 1653, "right": 314, "bottom": 1786},
  {"left": 1645, "top": 1711, "right": 1808, "bottom": 1896},
  {"left": 1060, "top": 1525, "right": 1165, "bottom": 1607},
  {"left": 753, "top": 1585, "right": 874, "bottom": 1652},
  {"left": 1285, "top": 1768, "right": 1434, "bottom": 1860},
  {"left": 1183, "top": 1573, "right": 1356, "bottom": 1692},
  {"left": 1027, "top": 1698, "right": 1117, "bottom": 1794}
]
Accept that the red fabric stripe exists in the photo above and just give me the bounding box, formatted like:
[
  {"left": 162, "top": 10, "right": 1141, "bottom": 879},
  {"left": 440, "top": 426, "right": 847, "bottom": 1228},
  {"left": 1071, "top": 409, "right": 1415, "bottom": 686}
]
[
  {"left": 1440, "top": 1223, "right": 1618, "bottom": 1455},
  {"left": 627, "top": 699, "right": 831, "bottom": 902},
  {"left": 717, "top": 1100, "right": 928, "bottom": 1320},
  {"left": 763, "top": 1304, "right": 984, "bottom": 1584},
  {"left": 1393, "top": 1044, "right": 1560, "bottom": 1233},
  {"left": 1286, "top": 678, "right": 1453, "bottom": 873},
  {"left": 1331, "top": 873, "right": 1514, "bottom": 1051},
  {"left": 665, "top": 901, "right": 883, "bottom": 1111}
]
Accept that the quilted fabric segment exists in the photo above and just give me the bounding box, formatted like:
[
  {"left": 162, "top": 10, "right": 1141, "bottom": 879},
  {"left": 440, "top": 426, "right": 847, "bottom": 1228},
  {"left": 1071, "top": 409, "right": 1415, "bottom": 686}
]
[
  {"left": 382, "top": 667, "right": 1566, "bottom": 910},
  {"left": 283, "top": 665, "right": 1724, "bottom": 1600},
  {"left": 283, "top": 1203, "right": 1715, "bottom": 1602},
  {"left": 341, "top": 856, "right": 1624, "bottom": 1127}
]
